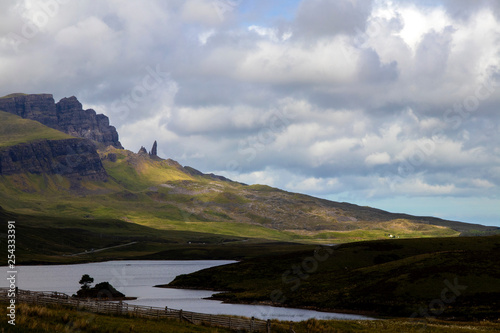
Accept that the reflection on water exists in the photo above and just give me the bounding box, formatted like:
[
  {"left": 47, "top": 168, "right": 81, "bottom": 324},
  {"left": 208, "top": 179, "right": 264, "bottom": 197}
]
[{"left": 1, "top": 260, "right": 373, "bottom": 321}]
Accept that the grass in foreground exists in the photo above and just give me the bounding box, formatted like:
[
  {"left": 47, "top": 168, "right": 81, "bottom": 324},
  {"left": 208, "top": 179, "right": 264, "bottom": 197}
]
[
  {"left": 0, "top": 303, "right": 231, "bottom": 332},
  {"left": 271, "top": 318, "right": 500, "bottom": 333},
  {"left": 1, "top": 303, "right": 499, "bottom": 332}
]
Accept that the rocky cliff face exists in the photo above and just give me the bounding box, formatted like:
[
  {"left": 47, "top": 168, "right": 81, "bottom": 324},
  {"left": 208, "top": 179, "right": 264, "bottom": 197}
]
[
  {"left": 0, "top": 94, "right": 123, "bottom": 149},
  {"left": 56, "top": 96, "right": 122, "bottom": 149},
  {"left": 0, "top": 138, "right": 108, "bottom": 181},
  {"left": 0, "top": 94, "right": 59, "bottom": 128}
]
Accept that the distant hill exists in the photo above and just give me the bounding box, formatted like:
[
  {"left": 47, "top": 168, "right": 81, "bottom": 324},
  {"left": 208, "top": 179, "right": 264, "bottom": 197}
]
[
  {"left": 0, "top": 93, "right": 497, "bottom": 245},
  {"left": 167, "top": 234, "right": 500, "bottom": 320}
]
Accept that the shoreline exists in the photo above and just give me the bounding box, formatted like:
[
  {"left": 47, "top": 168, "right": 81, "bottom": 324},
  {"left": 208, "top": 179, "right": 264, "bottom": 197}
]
[
  {"left": 214, "top": 298, "right": 380, "bottom": 319},
  {"left": 154, "top": 284, "right": 380, "bottom": 320},
  {"left": 0, "top": 257, "right": 238, "bottom": 267},
  {"left": 73, "top": 296, "right": 138, "bottom": 302}
]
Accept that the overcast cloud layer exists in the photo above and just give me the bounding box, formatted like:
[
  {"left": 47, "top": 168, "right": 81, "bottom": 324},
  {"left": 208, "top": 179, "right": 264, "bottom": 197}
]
[{"left": 1, "top": 0, "right": 499, "bottom": 226}]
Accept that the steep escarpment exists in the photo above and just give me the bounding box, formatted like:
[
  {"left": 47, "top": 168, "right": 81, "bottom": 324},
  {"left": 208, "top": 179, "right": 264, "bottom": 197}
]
[
  {"left": 0, "top": 93, "right": 123, "bottom": 149},
  {"left": 56, "top": 96, "right": 122, "bottom": 149},
  {"left": 0, "top": 138, "right": 107, "bottom": 181},
  {"left": 0, "top": 93, "right": 59, "bottom": 127}
]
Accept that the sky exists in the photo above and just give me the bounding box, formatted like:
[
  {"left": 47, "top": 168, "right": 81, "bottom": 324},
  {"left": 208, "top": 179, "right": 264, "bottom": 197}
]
[{"left": 0, "top": 0, "right": 499, "bottom": 226}]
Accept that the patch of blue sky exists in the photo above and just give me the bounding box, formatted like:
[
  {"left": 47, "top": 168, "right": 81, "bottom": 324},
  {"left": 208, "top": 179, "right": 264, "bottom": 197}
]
[
  {"left": 375, "top": 0, "right": 443, "bottom": 7},
  {"left": 237, "top": 0, "right": 303, "bottom": 27},
  {"left": 326, "top": 195, "right": 500, "bottom": 227}
]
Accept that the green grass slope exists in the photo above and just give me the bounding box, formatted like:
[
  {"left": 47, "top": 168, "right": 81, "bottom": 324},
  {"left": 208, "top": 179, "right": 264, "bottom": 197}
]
[
  {"left": 0, "top": 111, "right": 497, "bottom": 244},
  {"left": 0, "top": 93, "right": 28, "bottom": 99},
  {"left": 167, "top": 235, "right": 500, "bottom": 320},
  {"left": 0, "top": 111, "right": 73, "bottom": 148},
  {"left": 0, "top": 303, "right": 234, "bottom": 333},
  {"left": 2, "top": 302, "right": 499, "bottom": 333},
  {"left": 0, "top": 207, "right": 312, "bottom": 264},
  {"left": 0, "top": 147, "right": 495, "bottom": 243},
  {"left": 3, "top": 302, "right": 500, "bottom": 333},
  {"left": 100, "top": 147, "right": 196, "bottom": 189}
]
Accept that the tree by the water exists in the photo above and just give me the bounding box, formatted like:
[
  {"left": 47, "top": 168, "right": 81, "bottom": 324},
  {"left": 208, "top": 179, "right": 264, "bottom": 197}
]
[{"left": 79, "top": 274, "right": 94, "bottom": 290}]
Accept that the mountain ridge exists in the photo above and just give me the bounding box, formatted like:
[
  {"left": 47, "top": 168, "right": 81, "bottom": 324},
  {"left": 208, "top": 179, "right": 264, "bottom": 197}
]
[{"left": 0, "top": 93, "right": 497, "bottom": 244}]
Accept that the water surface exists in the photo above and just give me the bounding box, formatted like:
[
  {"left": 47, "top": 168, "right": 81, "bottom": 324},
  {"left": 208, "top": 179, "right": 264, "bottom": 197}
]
[{"left": 1, "top": 260, "right": 373, "bottom": 321}]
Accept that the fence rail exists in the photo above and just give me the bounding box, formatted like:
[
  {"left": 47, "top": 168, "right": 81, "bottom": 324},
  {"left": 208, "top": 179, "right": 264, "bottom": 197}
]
[{"left": 0, "top": 288, "right": 270, "bottom": 332}]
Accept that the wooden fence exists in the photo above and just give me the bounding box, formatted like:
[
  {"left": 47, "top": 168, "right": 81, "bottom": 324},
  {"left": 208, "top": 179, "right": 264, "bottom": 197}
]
[{"left": 0, "top": 288, "right": 271, "bottom": 332}]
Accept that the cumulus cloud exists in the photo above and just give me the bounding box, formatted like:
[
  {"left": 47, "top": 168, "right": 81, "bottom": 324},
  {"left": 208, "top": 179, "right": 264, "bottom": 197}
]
[
  {"left": 440, "top": 0, "right": 500, "bottom": 21},
  {"left": 365, "top": 152, "right": 391, "bottom": 166},
  {"left": 0, "top": 0, "right": 499, "bottom": 225},
  {"left": 294, "top": 0, "right": 374, "bottom": 37}
]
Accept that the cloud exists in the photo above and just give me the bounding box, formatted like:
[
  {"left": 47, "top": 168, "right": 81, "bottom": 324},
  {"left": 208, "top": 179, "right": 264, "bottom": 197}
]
[
  {"left": 414, "top": 26, "right": 454, "bottom": 78},
  {"left": 440, "top": 0, "right": 500, "bottom": 21},
  {"left": 294, "top": 0, "right": 374, "bottom": 37},
  {"left": 365, "top": 152, "right": 391, "bottom": 166},
  {"left": 181, "top": 0, "right": 224, "bottom": 26}
]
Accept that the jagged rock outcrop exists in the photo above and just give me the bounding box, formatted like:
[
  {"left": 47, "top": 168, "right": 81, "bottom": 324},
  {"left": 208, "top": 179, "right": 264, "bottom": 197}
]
[
  {"left": 149, "top": 141, "right": 158, "bottom": 158},
  {"left": 56, "top": 97, "right": 123, "bottom": 149},
  {"left": 0, "top": 93, "right": 59, "bottom": 127},
  {"left": 0, "top": 138, "right": 108, "bottom": 181},
  {"left": 0, "top": 93, "right": 123, "bottom": 149},
  {"left": 138, "top": 146, "right": 148, "bottom": 155}
]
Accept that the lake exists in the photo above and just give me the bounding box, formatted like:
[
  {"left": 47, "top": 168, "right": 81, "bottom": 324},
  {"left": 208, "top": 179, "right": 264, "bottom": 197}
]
[{"left": 1, "top": 260, "right": 373, "bottom": 322}]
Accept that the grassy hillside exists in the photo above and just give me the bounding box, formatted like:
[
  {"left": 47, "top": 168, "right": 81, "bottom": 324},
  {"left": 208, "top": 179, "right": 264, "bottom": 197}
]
[
  {"left": 168, "top": 235, "right": 500, "bottom": 320},
  {"left": 100, "top": 147, "right": 195, "bottom": 189},
  {"left": 0, "top": 303, "right": 233, "bottom": 333},
  {"left": 0, "top": 207, "right": 313, "bottom": 264},
  {"left": 0, "top": 93, "right": 28, "bottom": 99},
  {"left": 3, "top": 303, "right": 499, "bottom": 333},
  {"left": 2, "top": 303, "right": 499, "bottom": 333},
  {"left": 0, "top": 111, "right": 73, "bottom": 148},
  {"left": 0, "top": 147, "right": 495, "bottom": 244},
  {"left": 0, "top": 170, "right": 469, "bottom": 244},
  {"left": 0, "top": 111, "right": 497, "bottom": 244}
]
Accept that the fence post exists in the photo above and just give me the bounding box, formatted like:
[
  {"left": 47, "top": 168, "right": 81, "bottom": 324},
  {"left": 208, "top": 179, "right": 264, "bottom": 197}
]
[{"left": 3, "top": 288, "right": 277, "bottom": 333}]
